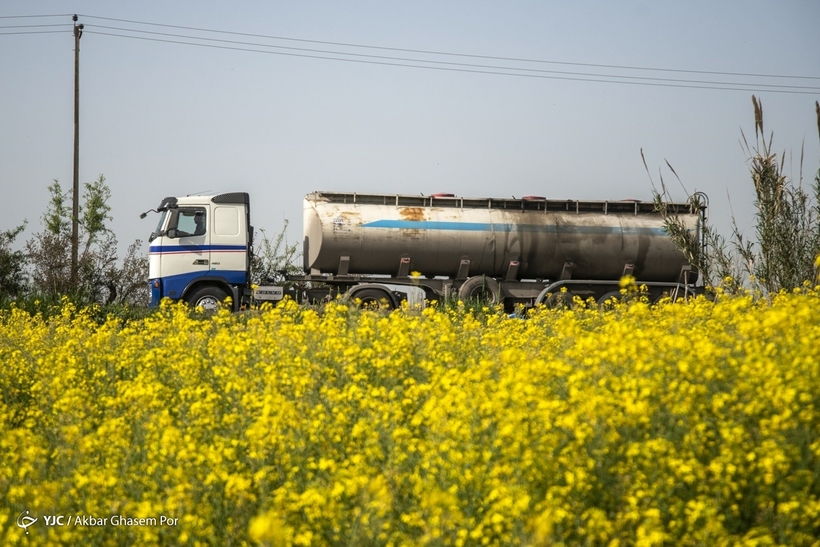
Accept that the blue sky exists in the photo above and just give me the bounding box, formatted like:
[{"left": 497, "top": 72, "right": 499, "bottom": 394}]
[{"left": 2, "top": 1, "right": 819, "bottom": 260}]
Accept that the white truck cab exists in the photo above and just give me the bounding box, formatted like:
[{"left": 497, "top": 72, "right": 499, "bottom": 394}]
[{"left": 144, "top": 192, "right": 252, "bottom": 310}]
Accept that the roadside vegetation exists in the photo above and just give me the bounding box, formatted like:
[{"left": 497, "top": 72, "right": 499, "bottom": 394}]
[
  {"left": 0, "top": 176, "right": 148, "bottom": 319},
  {"left": 650, "top": 97, "right": 820, "bottom": 295}
]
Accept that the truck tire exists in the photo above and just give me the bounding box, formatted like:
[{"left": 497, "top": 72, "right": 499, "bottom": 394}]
[
  {"left": 350, "top": 287, "right": 397, "bottom": 310},
  {"left": 458, "top": 276, "right": 501, "bottom": 305},
  {"left": 597, "top": 290, "right": 623, "bottom": 309},
  {"left": 186, "top": 286, "right": 228, "bottom": 312},
  {"left": 543, "top": 291, "right": 576, "bottom": 309}
]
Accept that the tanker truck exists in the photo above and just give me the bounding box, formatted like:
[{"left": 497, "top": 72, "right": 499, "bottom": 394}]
[{"left": 142, "top": 191, "right": 704, "bottom": 311}]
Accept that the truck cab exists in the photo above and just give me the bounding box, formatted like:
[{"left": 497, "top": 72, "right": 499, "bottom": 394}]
[{"left": 146, "top": 192, "right": 252, "bottom": 310}]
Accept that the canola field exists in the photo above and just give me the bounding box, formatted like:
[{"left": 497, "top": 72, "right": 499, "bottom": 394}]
[{"left": 1, "top": 290, "right": 820, "bottom": 546}]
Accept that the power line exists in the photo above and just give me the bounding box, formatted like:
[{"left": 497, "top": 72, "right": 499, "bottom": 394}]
[
  {"left": 0, "top": 15, "right": 72, "bottom": 35},
  {"left": 84, "top": 29, "right": 820, "bottom": 95},
  {"left": 84, "top": 24, "right": 820, "bottom": 92},
  {"left": 5, "top": 13, "right": 818, "bottom": 94},
  {"left": 0, "top": 14, "right": 73, "bottom": 19},
  {"left": 0, "top": 23, "right": 72, "bottom": 29},
  {"left": 78, "top": 13, "right": 820, "bottom": 82},
  {"left": 0, "top": 30, "right": 71, "bottom": 36}
]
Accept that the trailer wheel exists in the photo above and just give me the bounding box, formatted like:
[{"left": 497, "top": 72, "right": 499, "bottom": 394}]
[
  {"left": 597, "top": 290, "right": 623, "bottom": 309},
  {"left": 186, "top": 286, "right": 228, "bottom": 312},
  {"left": 544, "top": 291, "right": 576, "bottom": 309},
  {"left": 351, "top": 288, "right": 397, "bottom": 310},
  {"left": 458, "top": 276, "right": 501, "bottom": 305}
]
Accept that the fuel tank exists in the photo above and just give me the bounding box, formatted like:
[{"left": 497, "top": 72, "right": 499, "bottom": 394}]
[{"left": 303, "top": 192, "right": 700, "bottom": 282}]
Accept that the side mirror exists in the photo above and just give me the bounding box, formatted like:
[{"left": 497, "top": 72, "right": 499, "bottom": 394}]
[{"left": 167, "top": 229, "right": 177, "bottom": 239}]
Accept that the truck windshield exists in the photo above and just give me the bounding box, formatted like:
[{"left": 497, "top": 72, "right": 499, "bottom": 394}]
[{"left": 149, "top": 210, "right": 168, "bottom": 243}]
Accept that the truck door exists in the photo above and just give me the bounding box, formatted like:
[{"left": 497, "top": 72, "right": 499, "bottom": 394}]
[
  {"left": 161, "top": 206, "right": 210, "bottom": 300},
  {"left": 210, "top": 204, "right": 248, "bottom": 286}
]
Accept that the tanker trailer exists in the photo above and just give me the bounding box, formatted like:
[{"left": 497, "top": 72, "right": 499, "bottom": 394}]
[{"left": 295, "top": 191, "right": 704, "bottom": 310}]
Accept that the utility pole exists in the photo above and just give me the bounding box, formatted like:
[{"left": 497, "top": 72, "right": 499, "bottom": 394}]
[{"left": 71, "top": 15, "right": 83, "bottom": 289}]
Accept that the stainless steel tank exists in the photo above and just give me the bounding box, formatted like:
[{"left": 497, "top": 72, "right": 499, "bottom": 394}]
[{"left": 303, "top": 192, "right": 700, "bottom": 282}]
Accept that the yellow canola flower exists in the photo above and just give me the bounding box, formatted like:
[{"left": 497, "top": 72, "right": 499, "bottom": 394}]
[{"left": 1, "top": 293, "right": 820, "bottom": 545}]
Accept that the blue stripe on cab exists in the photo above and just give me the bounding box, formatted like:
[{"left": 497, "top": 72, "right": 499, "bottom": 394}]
[{"left": 149, "top": 244, "right": 247, "bottom": 253}]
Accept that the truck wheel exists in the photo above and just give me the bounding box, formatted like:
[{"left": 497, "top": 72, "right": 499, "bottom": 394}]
[
  {"left": 597, "top": 290, "right": 623, "bottom": 309},
  {"left": 350, "top": 288, "right": 397, "bottom": 310},
  {"left": 458, "top": 276, "right": 500, "bottom": 305},
  {"left": 544, "top": 291, "right": 575, "bottom": 309},
  {"left": 186, "top": 286, "right": 228, "bottom": 312}
]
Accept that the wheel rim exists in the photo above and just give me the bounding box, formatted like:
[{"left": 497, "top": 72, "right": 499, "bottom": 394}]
[
  {"left": 195, "top": 295, "right": 220, "bottom": 311},
  {"left": 597, "top": 291, "right": 623, "bottom": 309},
  {"left": 546, "top": 292, "right": 574, "bottom": 309},
  {"left": 465, "top": 287, "right": 493, "bottom": 302},
  {"left": 458, "top": 276, "right": 500, "bottom": 305},
  {"left": 359, "top": 296, "right": 389, "bottom": 309}
]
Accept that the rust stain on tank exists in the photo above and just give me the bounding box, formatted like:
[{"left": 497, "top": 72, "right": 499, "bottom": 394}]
[
  {"left": 397, "top": 207, "right": 425, "bottom": 239},
  {"left": 399, "top": 207, "right": 426, "bottom": 222}
]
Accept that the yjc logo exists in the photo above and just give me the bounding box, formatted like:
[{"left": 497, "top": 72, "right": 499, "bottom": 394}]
[{"left": 17, "top": 510, "right": 38, "bottom": 534}]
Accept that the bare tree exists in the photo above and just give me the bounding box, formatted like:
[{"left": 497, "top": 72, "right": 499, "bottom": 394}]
[
  {"left": 250, "top": 220, "right": 301, "bottom": 286},
  {"left": 26, "top": 181, "right": 73, "bottom": 296}
]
